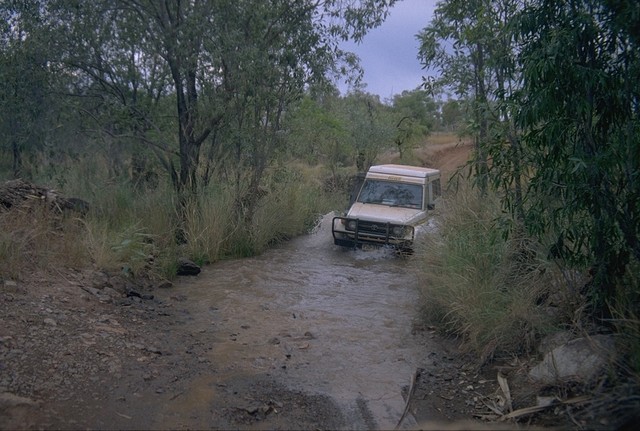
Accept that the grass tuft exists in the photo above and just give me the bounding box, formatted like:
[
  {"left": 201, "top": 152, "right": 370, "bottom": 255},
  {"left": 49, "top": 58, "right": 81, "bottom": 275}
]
[{"left": 413, "top": 180, "right": 557, "bottom": 359}]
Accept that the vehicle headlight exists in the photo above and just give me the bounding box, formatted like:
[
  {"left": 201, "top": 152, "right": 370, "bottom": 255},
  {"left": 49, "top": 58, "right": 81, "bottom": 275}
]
[
  {"left": 346, "top": 220, "right": 357, "bottom": 231},
  {"left": 392, "top": 226, "right": 406, "bottom": 236}
]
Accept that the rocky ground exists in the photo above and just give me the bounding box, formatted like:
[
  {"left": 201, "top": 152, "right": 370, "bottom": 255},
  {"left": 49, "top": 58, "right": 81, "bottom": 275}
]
[{"left": 2, "top": 267, "right": 637, "bottom": 430}]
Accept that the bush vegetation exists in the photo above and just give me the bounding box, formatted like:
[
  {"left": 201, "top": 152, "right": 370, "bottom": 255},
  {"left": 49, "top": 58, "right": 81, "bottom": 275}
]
[
  {"left": 414, "top": 179, "right": 560, "bottom": 360},
  {"left": 0, "top": 154, "right": 346, "bottom": 282}
]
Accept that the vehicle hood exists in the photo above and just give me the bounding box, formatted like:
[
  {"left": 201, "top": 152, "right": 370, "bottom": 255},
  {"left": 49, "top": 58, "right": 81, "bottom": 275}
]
[{"left": 346, "top": 203, "right": 426, "bottom": 226}]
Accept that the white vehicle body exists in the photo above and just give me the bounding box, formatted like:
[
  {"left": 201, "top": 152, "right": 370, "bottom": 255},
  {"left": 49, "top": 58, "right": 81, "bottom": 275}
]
[{"left": 332, "top": 164, "right": 441, "bottom": 251}]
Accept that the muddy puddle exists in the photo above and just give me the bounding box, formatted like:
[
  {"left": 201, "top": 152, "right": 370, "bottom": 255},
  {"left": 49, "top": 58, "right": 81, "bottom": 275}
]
[{"left": 151, "top": 214, "right": 435, "bottom": 430}]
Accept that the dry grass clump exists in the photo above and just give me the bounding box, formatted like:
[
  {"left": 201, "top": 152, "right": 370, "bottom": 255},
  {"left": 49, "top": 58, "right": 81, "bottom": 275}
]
[
  {"left": 414, "top": 181, "right": 557, "bottom": 360},
  {"left": 0, "top": 204, "right": 89, "bottom": 280}
]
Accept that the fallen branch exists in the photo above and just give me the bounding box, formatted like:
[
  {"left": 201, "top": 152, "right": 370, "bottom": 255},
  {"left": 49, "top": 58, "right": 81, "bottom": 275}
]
[{"left": 395, "top": 368, "right": 420, "bottom": 430}]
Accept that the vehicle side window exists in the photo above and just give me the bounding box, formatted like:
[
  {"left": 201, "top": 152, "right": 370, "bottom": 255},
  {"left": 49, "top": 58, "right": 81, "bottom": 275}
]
[{"left": 432, "top": 179, "right": 441, "bottom": 198}]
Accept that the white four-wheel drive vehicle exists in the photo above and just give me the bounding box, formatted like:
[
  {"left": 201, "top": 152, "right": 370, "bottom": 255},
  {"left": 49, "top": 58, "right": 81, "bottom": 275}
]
[{"left": 332, "top": 164, "right": 441, "bottom": 252}]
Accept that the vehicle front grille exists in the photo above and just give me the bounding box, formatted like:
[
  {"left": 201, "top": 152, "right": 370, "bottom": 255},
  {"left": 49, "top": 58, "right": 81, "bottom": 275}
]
[{"left": 357, "top": 220, "right": 392, "bottom": 237}]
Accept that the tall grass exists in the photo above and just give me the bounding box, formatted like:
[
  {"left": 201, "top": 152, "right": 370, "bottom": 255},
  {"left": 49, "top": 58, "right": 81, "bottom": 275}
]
[
  {"left": 413, "top": 180, "right": 558, "bottom": 359},
  {"left": 0, "top": 204, "right": 89, "bottom": 280},
  {"left": 0, "top": 154, "right": 343, "bottom": 281},
  {"left": 249, "top": 164, "right": 339, "bottom": 253}
]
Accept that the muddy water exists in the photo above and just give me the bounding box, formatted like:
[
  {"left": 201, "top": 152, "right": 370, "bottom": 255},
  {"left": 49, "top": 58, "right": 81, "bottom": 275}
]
[{"left": 157, "top": 214, "right": 432, "bottom": 429}]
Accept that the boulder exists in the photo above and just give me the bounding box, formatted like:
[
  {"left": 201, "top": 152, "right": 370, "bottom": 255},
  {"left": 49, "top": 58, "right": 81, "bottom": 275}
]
[
  {"left": 537, "top": 330, "right": 575, "bottom": 355},
  {"left": 529, "top": 334, "right": 616, "bottom": 385},
  {"left": 177, "top": 258, "right": 201, "bottom": 276}
]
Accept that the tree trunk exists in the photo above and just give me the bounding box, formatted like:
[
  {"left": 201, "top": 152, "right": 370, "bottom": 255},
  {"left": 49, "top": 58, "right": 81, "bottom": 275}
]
[{"left": 12, "top": 139, "right": 22, "bottom": 179}]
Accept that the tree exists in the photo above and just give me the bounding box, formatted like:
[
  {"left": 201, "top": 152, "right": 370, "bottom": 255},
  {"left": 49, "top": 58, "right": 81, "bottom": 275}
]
[
  {"left": 41, "top": 0, "right": 396, "bottom": 192},
  {"left": 391, "top": 89, "right": 437, "bottom": 158},
  {"left": 516, "top": 0, "right": 640, "bottom": 307},
  {"left": 0, "top": 1, "right": 57, "bottom": 179},
  {"left": 418, "top": 0, "right": 523, "bottom": 201},
  {"left": 284, "top": 95, "right": 346, "bottom": 168},
  {"left": 440, "top": 99, "right": 464, "bottom": 131},
  {"left": 338, "top": 91, "right": 395, "bottom": 172}
]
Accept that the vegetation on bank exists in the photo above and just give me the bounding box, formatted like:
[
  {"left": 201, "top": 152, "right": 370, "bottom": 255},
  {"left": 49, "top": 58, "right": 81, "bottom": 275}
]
[
  {"left": 413, "top": 0, "right": 640, "bottom": 383},
  {"left": 0, "top": 157, "right": 347, "bottom": 281},
  {"left": 414, "top": 180, "right": 556, "bottom": 360}
]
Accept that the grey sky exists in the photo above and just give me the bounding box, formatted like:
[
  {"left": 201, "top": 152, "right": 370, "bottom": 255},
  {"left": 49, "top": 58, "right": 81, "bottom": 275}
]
[{"left": 338, "top": 0, "right": 438, "bottom": 99}]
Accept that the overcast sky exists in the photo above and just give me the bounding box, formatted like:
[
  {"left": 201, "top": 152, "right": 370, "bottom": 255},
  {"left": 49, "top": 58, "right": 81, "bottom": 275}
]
[{"left": 337, "top": 0, "right": 438, "bottom": 99}]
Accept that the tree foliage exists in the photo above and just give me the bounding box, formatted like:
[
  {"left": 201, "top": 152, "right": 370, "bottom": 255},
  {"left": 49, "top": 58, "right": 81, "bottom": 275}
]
[
  {"left": 418, "top": 0, "right": 522, "bottom": 195},
  {"left": 516, "top": 0, "right": 640, "bottom": 304},
  {"left": 0, "top": 1, "right": 59, "bottom": 178},
  {"left": 391, "top": 89, "right": 437, "bottom": 158},
  {"left": 0, "top": 0, "right": 398, "bottom": 194},
  {"left": 419, "top": 0, "right": 640, "bottom": 308}
]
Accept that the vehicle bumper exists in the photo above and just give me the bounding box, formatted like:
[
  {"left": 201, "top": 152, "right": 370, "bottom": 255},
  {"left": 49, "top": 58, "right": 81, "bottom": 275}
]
[{"left": 332, "top": 216, "right": 415, "bottom": 251}]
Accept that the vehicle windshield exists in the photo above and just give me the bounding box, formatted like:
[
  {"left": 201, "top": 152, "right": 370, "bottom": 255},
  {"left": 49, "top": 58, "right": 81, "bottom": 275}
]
[{"left": 357, "top": 180, "right": 423, "bottom": 209}]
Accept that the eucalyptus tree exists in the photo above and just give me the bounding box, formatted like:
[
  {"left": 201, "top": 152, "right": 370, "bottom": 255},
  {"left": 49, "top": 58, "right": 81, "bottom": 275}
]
[
  {"left": 283, "top": 94, "right": 346, "bottom": 168},
  {"left": 33, "top": 0, "right": 396, "bottom": 203},
  {"left": 418, "top": 0, "right": 523, "bottom": 200},
  {"left": 338, "top": 91, "right": 396, "bottom": 172},
  {"left": 516, "top": 0, "right": 640, "bottom": 306},
  {"left": 0, "top": 1, "right": 58, "bottom": 179},
  {"left": 391, "top": 89, "right": 437, "bottom": 159}
]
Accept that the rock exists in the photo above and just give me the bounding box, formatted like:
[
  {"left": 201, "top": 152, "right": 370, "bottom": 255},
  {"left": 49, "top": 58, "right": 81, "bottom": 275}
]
[
  {"left": 537, "top": 330, "right": 574, "bottom": 354},
  {"left": 91, "top": 271, "right": 110, "bottom": 289},
  {"left": 0, "top": 392, "right": 38, "bottom": 407},
  {"left": 157, "top": 280, "right": 173, "bottom": 289},
  {"left": 125, "top": 286, "right": 142, "bottom": 298},
  {"left": 102, "top": 287, "right": 121, "bottom": 299},
  {"left": 176, "top": 258, "right": 201, "bottom": 276},
  {"left": 109, "top": 276, "right": 128, "bottom": 294},
  {"left": 80, "top": 285, "right": 100, "bottom": 296},
  {"left": 61, "top": 197, "right": 90, "bottom": 215},
  {"left": 3, "top": 280, "right": 19, "bottom": 293},
  {"left": 529, "top": 334, "right": 616, "bottom": 385},
  {"left": 43, "top": 318, "right": 57, "bottom": 327}
]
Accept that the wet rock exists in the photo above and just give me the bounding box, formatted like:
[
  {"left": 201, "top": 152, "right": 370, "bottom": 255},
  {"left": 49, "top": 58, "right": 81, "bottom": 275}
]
[
  {"left": 529, "top": 334, "right": 616, "bottom": 385},
  {"left": 177, "top": 258, "right": 201, "bottom": 276}
]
